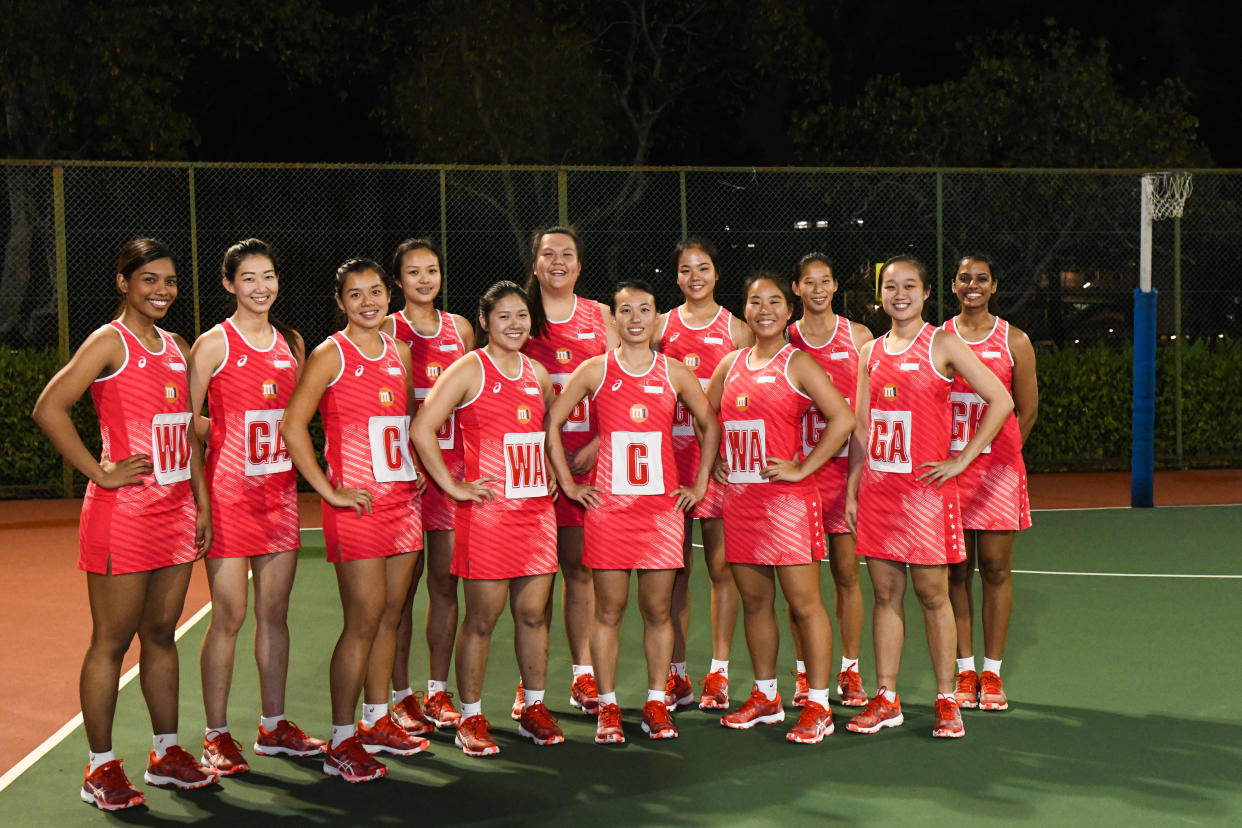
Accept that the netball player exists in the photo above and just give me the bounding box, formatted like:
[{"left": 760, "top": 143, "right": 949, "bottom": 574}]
[
  {"left": 942, "top": 254, "right": 1037, "bottom": 712},
  {"left": 547, "top": 280, "right": 721, "bottom": 743},
  {"left": 656, "top": 238, "right": 752, "bottom": 711},
  {"left": 412, "top": 281, "right": 562, "bottom": 757},
  {"left": 34, "top": 238, "right": 217, "bottom": 809},
  {"left": 707, "top": 273, "right": 854, "bottom": 745},
  {"left": 282, "top": 260, "right": 426, "bottom": 782},
  {"left": 844, "top": 256, "right": 1012, "bottom": 739},
  {"left": 382, "top": 238, "right": 474, "bottom": 732},
  {"left": 787, "top": 253, "right": 873, "bottom": 709},
  {"left": 519, "top": 226, "right": 617, "bottom": 716},
  {"left": 189, "top": 239, "right": 324, "bottom": 776}
]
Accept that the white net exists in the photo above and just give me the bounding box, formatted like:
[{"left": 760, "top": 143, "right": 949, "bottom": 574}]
[{"left": 1147, "top": 171, "right": 1193, "bottom": 220}]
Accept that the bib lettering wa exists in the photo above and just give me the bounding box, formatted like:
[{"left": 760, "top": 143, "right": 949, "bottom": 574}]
[
  {"left": 152, "top": 412, "right": 193, "bottom": 484},
  {"left": 725, "top": 418, "right": 767, "bottom": 484},
  {"left": 503, "top": 431, "right": 548, "bottom": 498}
]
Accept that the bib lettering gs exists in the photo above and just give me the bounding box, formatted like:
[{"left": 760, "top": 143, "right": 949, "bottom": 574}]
[
  {"left": 868, "top": 409, "right": 913, "bottom": 474},
  {"left": 609, "top": 431, "right": 664, "bottom": 495},
  {"left": 549, "top": 373, "right": 590, "bottom": 433},
  {"left": 949, "top": 391, "right": 991, "bottom": 454},
  {"left": 151, "top": 412, "right": 193, "bottom": 484},
  {"left": 503, "top": 432, "right": 549, "bottom": 498},
  {"left": 369, "top": 415, "right": 418, "bottom": 482},
  {"left": 725, "top": 419, "right": 767, "bottom": 484},
  {"left": 243, "top": 408, "right": 292, "bottom": 477}
]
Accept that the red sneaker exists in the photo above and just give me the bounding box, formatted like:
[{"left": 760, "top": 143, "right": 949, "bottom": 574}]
[
  {"left": 595, "top": 703, "right": 625, "bottom": 744},
  {"left": 511, "top": 681, "right": 525, "bottom": 721},
  {"left": 569, "top": 673, "right": 599, "bottom": 713},
  {"left": 202, "top": 731, "right": 249, "bottom": 776},
  {"left": 720, "top": 685, "right": 785, "bottom": 729},
  {"left": 791, "top": 670, "right": 809, "bottom": 708},
  {"left": 786, "top": 700, "right": 834, "bottom": 744},
  {"left": 933, "top": 696, "right": 966, "bottom": 738},
  {"left": 518, "top": 701, "right": 565, "bottom": 746},
  {"left": 954, "top": 670, "right": 980, "bottom": 709},
  {"left": 253, "top": 719, "right": 327, "bottom": 757},
  {"left": 357, "top": 715, "right": 429, "bottom": 756},
  {"left": 836, "top": 668, "right": 869, "bottom": 707},
  {"left": 423, "top": 690, "right": 463, "bottom": 728},
  {"left": 323, "top": 735, "right": 386, "bottom": 782},
  {"left": 845, "top": 689, "right": 904, "bottom": 734},
  {"left": 979, "top": 671, "right": 1009, "bottom": 711},
  {"left": 144, "top": 745, "right": 218, "bottom": 789},
  {"left": 641, "top": 700, "right": 678, "bottom": 740},
  {"left": 391, "top": 694, "right": 436, "bottom": 736},
  {"left": 455, "top": 714, "right": 500, "bottom": 757},
  {"left": 80, "top": 760, "right": 145, "bottom": 811},
  {"left": 664, "top": 671, "right": 694, "bottom": 710},
  {"left": 698, "top": 670, "right": 730, "bottom": 711}
]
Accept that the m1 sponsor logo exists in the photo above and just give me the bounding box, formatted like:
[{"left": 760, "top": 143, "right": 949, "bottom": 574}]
[
  {"left": 244, "top": 409, "right": 292, "bottom": 477},
  {"left": 868, "top": 409, "right": 912, "bottom": 474},
  {"left": 368, "top": 415, "right": 417, "bottom": 482},
  {"left": 724, "top": 418, "right": 766, "bottom": 484},
  {"left": 378, "top": 387, "right": 395, "bottom": 407},
  {"left": 164, "top": 383, "right": 179, "bottom": 402},
  {"left": 949, "top": 392, "right": 991, "bottom": 454},
  {"left": 882, "top": 383, "right": 898, "bottom": 400},
  {"left": 426, "top": 363, "right": 443, "bottom": 381},
  {"left": 734, "top": 393, "right": 749, "bottom": 412},
  {"left": 550, "top": 373, "right": 588, "bottom": 432},
  {"left": 610, "top": 431, "right": 664, "bottom": 495},
  {"left": 683, "top": 353, "right": 700, "bottom": 369},
  {"left": 261, "top": 379, "right": 278, "bottom": 400},
  {"left": 150, "top": 412, "right": 192, "bottom": 484},
  {"left": 629, "top": 404, "right": 648, "bottom": 424},
  {"left": 516, "top": 405, "right": 532, "bottom": 425},
  {"left": 414, "top": 388, "right": 454, "bottom": 449},
  {"left": 503, "top": 432, "right": 548, "bottom": 498},
  {"left": 555, "top": 347, "right": 572, "bottom": 364}
]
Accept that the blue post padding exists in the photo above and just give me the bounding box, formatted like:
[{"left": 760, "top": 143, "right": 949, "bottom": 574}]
[{"left": 1131, "top": 289, "right": 1157, "bottom": 508}]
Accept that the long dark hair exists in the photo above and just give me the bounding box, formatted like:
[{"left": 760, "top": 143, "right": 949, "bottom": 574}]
[
  {"left": 114, "top": 237, "right": 175, "bottom": 318},
  {"left": 220, "top": 238, "right": 299, "bottom": 349},
  {"left": 525, "top": 225, "right": 583, "bottom": 339},
  {"left": 475, "top": 280, "right": 530, "bottom": 348},
  {"left": 671, "top": 236, "right": 720, "bottom": 280}
]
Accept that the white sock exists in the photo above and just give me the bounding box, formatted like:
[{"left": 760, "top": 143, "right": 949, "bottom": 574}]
[
  {"left": 205, "top": 725, "right": 229, "bottom": 739},
  {"left": 461, "top": 700, "right": 482, "bottom": 719},
  {"left": 392, "top": 687, "right": 413, "bottom": 704},
  {"left": 982, "top": 658, "right": 1002, "bottom": 676},
  {"left": 88, "top": 750, "right": 116, "bottom": 773},
  {"left": 361, "top": 703, "right": 387, "bottom": 727},
  {"left": 647, "top": 688, "right": 665, "bottom": 704},
  {"left": 330, "top": 723, "right": 355, "bottom": 748},
  {"left": 709, "top": 659, "right": 729, "bottom": 677},
  {"left": 795, "top": 660, "right": 806, "bottom": 673},
  {"left": 755, "top": 679, "right": 778, "bottom": 700},
  {"left": 671, "top": 661, "right": 687, "bottom": 678},
  {"left": 956, "top": 656, "right": 976, "bottom": 674},
  {"left": 807, "top": 688, "right": 830, "bottom": 707},
  {"left": 523, "top": 687, "right": 545, "bottom": 708},
  {"left": 880, "top": 688, "right": 897, "bottom": 703},
  {"left": 428, "top": 679, "right": 448, "bottom": 695},
  {"left": 260, "top": 714, "right": 284, "bottom": 731},
  {"left": 152, "top": 733, "right": 177, "bottom": 759},
  {"left": 597, "top": 691, "right": 618, "bottom": 705},
  {"left": 840, "top": 657, "right": 859, "bottom": 673},
  {"left": 572, "top": 664, "right": 594, "bottom": 679}
]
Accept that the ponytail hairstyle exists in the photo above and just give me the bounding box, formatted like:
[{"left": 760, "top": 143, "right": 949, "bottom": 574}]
[
  {"left": 391, "top": 237, "right": 445, "bottom": 308},
  {"left": 880, "top": 255, "right": 930, "bottom": 291},
  {"left": 332, "top": 258, "right": 389, "bottom": 329},
  {"left": 220, "top": 238, "right": 299, "bottom": 349},
  {"left": 475, "top": 280, "right": 530, "bottom": 348},
  {"left": 794, "top": 251, "right": 836, "bottom": 284},
  {"left": 610, "top": 279, "right": 657, "bottom": 313},
  {"left": 671, "top": 236, "right": 721, "bottom": 279},
  {"left": 525, "top": 225, "right": 583, "bottom": 339},
  {"left": 114, "top": 237, "right": 175, "bottom": 318}
]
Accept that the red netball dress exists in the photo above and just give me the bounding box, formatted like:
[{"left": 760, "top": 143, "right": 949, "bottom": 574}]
[
  {"left": 658, "top": 306, "right": 735, "bottom": 519},
  {"left": 789, "top": 317, "right": 860, "bottom": 534},
  {"left": 204, "top": 319, "right": 300, "bottom": 558},
  {"left": 942, "top": 316, "right": 1031, "bottom": 531},
  {"left": 855, "top": 324, "right": 966, "bottom": 565},
  {"left": 79, "top": 321, "right": 197, "bottom": 574},
  {"left": 718, "top": 345, "right": 826, "bottom": 566},
  {"left": 522, "top": 297, "right": 607, "bottom": 527},
  {"left": 318, "top": 331, "right": 422, "bottom": 562},
  {"left": 452, "top": 351, "right": 557, "bottom": 579},
  {"left": 582, "top": 351, "right": 684, "bottom": 570},
  {"left": 391, "top": 309, "right": 468, "bottom": 532}
]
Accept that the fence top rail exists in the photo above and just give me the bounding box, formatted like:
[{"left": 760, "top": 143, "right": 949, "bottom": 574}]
[{"left": 2, "top": 159, "right": 1240, "bottom": 175}]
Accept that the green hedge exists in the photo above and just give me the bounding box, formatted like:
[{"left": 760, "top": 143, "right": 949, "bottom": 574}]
[{"left": 3, "top": 340, "right": 1239, "bottom": 495}]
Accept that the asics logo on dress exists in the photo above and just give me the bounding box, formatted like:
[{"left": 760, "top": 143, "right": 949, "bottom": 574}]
[
  {"left": 611, "top": 380, "right": 623, "bottom": 391},
  {"left": 137, "top": 356, "right": 147, "bottom": 368},
  {"left": 492, "top": 382, "right": 502, "bottom": 394},
  {"left": 354, "top": 365, "right": 365, "bottom": 377},
  {"left": 667, "top": 332, "right": 680, "bottom": 343},
  {"left": 237, "top": 354, "right": 248, "bottom": 367}
]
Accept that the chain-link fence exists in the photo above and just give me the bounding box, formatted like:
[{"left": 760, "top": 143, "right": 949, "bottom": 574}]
[{"left": 3, "top": 161, "right": 1240, "bottom": 494}]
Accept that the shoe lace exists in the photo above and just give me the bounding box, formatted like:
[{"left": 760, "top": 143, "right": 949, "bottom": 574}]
[
  {"left": 740, "top": 686, "right": 769, "bottom": 712},
  {"left": 526, "top": 701, "right": 559, "bottom": 729},
  {"left": 643, "top": 700, "right": 671, "bottom": 726},
  {"left": 860, "top": 689, "right": 889, "bottom": 720},
  {"left": 700, "top": 671, "right": 727, "bottom": 694},
  {"left": 935, "top": 696, "right": 959, "bottom": 719},
  {"left": 838, "top": 669, "right": 862, "bottom": 692},
  {"left": 598, "top": 703, "right": 622, "bottom": 729},
  {"left": 575, "top": 673, "right": 599, "bottom": 696},
  {"left": 955, "top": 670, "right": 977, "bottom": 691},
  {"left": 797, "top": 700, "right": 827, "bottom": 724},
  {"left": 95, "top": 760, "right": 131, "bottom": 788},
  {"left": 979, "top": 672, "right": 1003, "bottom": 695},
  {"left": 461, "top": 715, "right": 491, "bottom": 739},
  {"left": 429, "top": 690, "right": 455, "bottom": 707}
]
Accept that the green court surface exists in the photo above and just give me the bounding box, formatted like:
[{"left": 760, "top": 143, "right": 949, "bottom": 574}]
[{"left": 4, "top": 505, "right": 1241, "bottom": 826}]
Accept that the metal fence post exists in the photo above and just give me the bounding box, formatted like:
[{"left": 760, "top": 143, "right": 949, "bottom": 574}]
[
  {"left": 936, "top": 171, "right": 945, "bottom": 322},
  {"left": 53, "top": 166, "right": 73, "bottom": 498},
  {"left": 188, "top": 166, "right": 201, "bottom": 338},
  {"left": 679, "top": 170, "right": 687, "bottom": 240},
  {"left": 439, "top": 168, "right": 449, "bottom": 309},
  {"left": 557, "top": 169, "right": 568, "bottom": 225},
  {"left": 1173, "top": 215, "right": 1184, "bottom": 467}
]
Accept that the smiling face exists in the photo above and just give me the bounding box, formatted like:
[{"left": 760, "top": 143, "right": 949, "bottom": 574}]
[
  {"left": 880, "top": 261, "right": 929, "bottom": 322},
  {"left": 398, "top": 247, "right": 442, "bottom": 308},
  {"left": 744, "top": 277, "right": 792, "bottom": 339},
  {"left": 118, "top": 256, "right": 178, "bottom": 320},
  {"left": 676, "top": 246, "right": 717, "bottom": 302},
  {"left": 336, "top": 269, "right": 389, "bottom": 330},
  {"left": 613, "top": 287, "right": 657, "bottom": 346},
  {"left": 532, "top": 232, "right": 581, "bottom": 293},
  {"left": 953, "top": 258, "right": 996, "bottom": 311},
  {"left": 793, "top": 260, "right": 837, "bottom": 314},
  {"left": 481, "top": 293, "right": 532, "bottom": 352},
  {"left": 224, "top": 254, "right": 278, "bottom": 314}
]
